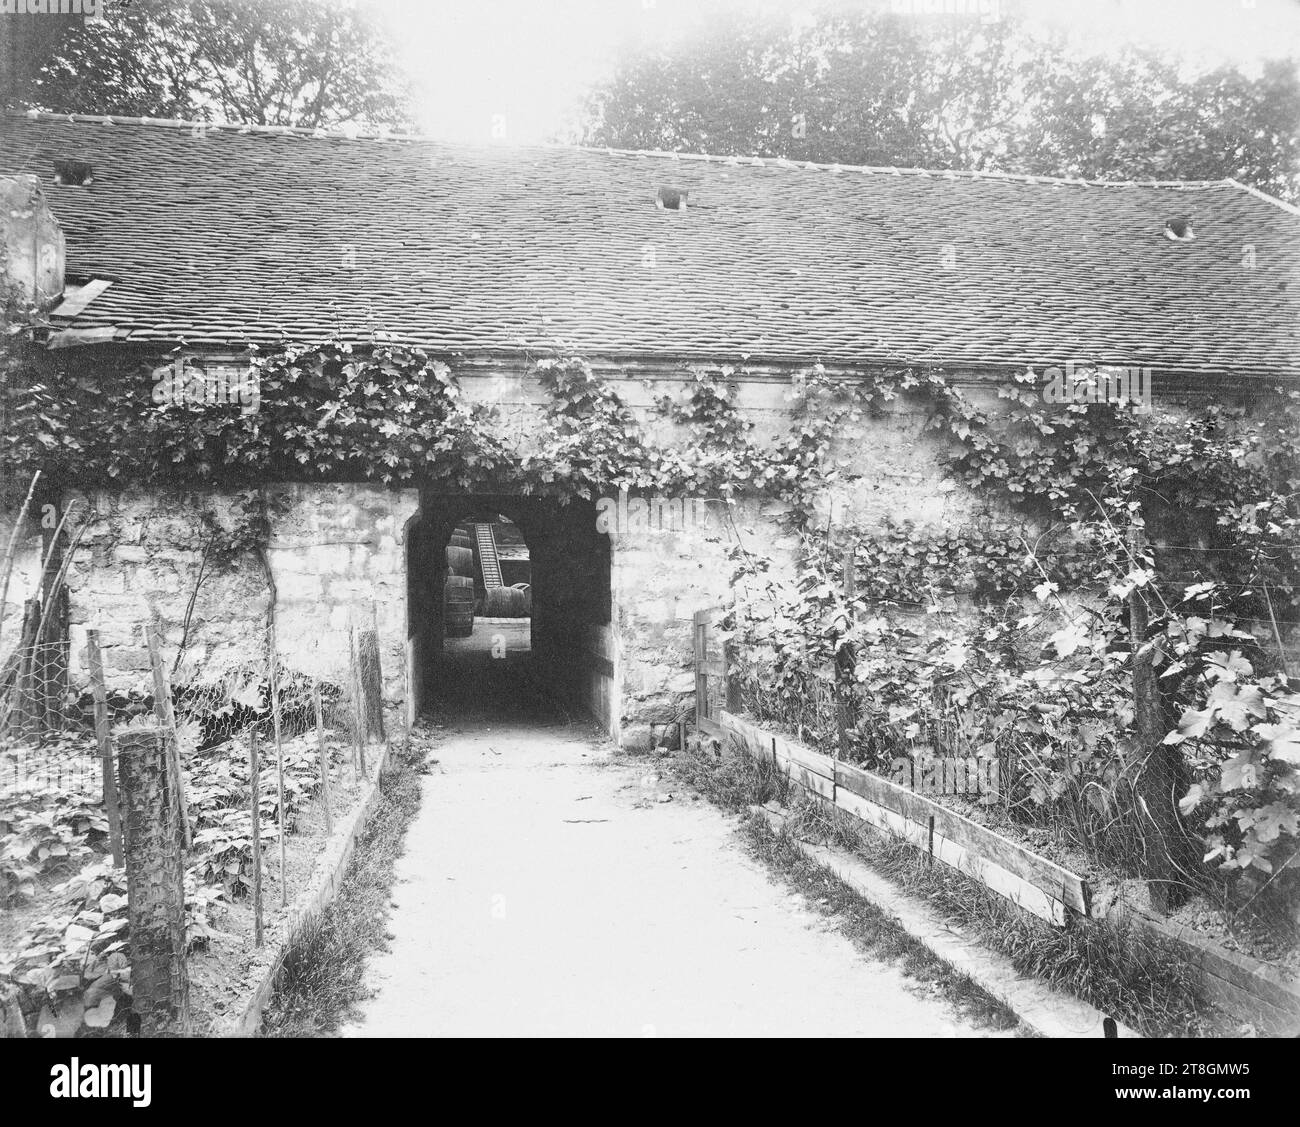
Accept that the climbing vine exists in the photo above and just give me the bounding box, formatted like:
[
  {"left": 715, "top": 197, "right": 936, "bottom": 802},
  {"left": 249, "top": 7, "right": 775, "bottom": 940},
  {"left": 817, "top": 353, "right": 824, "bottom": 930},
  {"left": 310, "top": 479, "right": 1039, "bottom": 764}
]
[
  {"left": 0, "top": 340, "right": 509, "bottom": 488},
  {"left": 3, "top": 329, "right": 1299, "bottom": 902}
]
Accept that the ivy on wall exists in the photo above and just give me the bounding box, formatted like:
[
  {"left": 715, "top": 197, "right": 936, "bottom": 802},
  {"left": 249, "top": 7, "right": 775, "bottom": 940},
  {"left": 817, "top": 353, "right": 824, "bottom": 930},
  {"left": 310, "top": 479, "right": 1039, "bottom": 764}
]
[{"left": 4, "top": 329, "right": 1300, "bottom": 893}]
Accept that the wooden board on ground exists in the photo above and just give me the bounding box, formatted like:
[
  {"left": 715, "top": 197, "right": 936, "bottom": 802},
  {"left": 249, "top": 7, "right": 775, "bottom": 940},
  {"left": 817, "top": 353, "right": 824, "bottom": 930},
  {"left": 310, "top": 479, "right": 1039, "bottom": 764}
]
[
  {"left": 780, "top": 736, "right": 835, "bottom": 781},
  {"left": 834, "top": 759, "right": 1089, "bottom": 917},
  {"left": 788, "top": 762, "right": 835, "bottom": 802},
  {"left": 721, "top": 711, "right": 774, "bottom": 762},
  {"left": 721, "top": 711, "right": 1089, "bottom": 925},
  {"left": 1128, "top": 909, "right": 1300, "bottom": 1035}
]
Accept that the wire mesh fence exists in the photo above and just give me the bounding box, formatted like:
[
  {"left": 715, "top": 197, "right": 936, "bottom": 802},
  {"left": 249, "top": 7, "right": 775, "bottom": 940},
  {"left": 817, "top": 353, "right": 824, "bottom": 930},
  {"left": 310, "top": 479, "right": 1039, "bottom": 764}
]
[
  {"left": 0, "top": 602, "right": 395, "bottom": 1034},
  {"left": 0, "top": 638, "right": 98, "bottom": 799},
  {"left": 0, "top": 622, "right": 387, "bottom": 788}
]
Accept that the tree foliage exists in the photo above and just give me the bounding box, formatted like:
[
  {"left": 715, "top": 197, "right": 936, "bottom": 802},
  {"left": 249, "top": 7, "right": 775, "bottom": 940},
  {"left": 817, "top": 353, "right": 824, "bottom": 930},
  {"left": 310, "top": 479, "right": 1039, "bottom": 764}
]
[
  {"left": 578, "top": 9, "right": 1300, "bottom": 201},
  {"left": 2, "top": 0, "right": 412, "bottom": 129}
]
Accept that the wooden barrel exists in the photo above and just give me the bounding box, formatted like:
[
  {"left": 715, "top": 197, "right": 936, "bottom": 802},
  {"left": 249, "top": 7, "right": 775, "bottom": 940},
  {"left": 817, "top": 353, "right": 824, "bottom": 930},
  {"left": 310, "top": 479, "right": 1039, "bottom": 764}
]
[
  {"left": 445, "top": 545, "right": 474, "bottom": 577},
  {"left": 443, "top": 576, "right": 475, "bottom": 637},
  {"left": 449, "top": 529, "right": 472, "bottom": 550},
  {"left": 481, "top": 586, "right": 528, "bottom": 618}
]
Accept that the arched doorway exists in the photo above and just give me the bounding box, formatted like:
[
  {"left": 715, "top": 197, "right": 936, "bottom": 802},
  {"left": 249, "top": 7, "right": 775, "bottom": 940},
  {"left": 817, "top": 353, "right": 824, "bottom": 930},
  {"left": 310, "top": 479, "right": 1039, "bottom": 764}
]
[{"left": 406, "top": 493, "right": 614, "bottom": 725}]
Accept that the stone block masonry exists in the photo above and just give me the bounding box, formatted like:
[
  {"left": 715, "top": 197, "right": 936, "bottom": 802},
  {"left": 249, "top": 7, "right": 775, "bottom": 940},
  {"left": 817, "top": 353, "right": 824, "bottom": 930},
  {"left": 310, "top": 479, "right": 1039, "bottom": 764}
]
[
  {"left": 1, "top": 362, "right": 1020, "bottom": 746},
  {"left": 266, "top": 483, "right": 418, "bottom": 705},
  {"left": 53, "top": 484, "right": 418, "bottom": 708},
  {"left": 607, "top": 495, "right": 794, "bottom": 750}
]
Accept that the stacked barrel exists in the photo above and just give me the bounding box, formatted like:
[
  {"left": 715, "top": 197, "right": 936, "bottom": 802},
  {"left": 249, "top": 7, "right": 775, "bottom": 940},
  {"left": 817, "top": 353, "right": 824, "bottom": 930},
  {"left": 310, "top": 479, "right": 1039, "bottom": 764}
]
[
  {"left": 481, "top": 585, "right": 530, "bottom": 617},
  {"left": 444, "top": 528, "right": 475, "bottom": 637}
]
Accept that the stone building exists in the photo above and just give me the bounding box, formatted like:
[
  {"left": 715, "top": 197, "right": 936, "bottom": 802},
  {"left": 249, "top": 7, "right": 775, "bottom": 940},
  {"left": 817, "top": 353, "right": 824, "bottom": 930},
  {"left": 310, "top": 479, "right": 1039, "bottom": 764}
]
[{"left": 1, "top": 113, "right": 1298, "bottom": 748}]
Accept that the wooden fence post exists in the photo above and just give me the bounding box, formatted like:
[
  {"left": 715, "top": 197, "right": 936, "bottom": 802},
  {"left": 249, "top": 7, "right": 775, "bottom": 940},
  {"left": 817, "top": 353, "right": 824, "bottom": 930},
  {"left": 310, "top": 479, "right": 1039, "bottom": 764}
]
[
  {"left": 313, "top": 679, "right": 333, "bottom": 836},
  {"left": 145, "top": 625, "right": 191, "bottom": 850},
  {"left": 835, "top": 544, "right": 856, "bottom": 781},
  {"left": 85, "top": 629, "right": 123, "bottom": 867},
  {"left": 693, "top": 610, "right": 705, "bottom": 739},
  {"left": 358, "top": 625, "right": 385, "bottom": 744},
  {"left": 400, "top": 643, "right": 412, "bottom": 753},
  {"left": 265, "top": 632, "right": 287, "bottom": 908},
  {"left": 249, "top": 728, "right": 263, "bottom": 947},
  {"left": 118, "top": 727, "right": 190, "bottom": 1035},
  {"left": 349, "top": 625, "right": 367, "bottom": 780}
]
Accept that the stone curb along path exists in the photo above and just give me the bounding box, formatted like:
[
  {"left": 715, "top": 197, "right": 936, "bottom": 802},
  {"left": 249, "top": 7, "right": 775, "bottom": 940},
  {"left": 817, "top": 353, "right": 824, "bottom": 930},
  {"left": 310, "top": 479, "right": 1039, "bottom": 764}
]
[
  {"left": 213, "top": 740, "right": 393, "bottom": 1037},
  {"left": 751, "top": 805, "right": 1140, "bottom": 1039}
]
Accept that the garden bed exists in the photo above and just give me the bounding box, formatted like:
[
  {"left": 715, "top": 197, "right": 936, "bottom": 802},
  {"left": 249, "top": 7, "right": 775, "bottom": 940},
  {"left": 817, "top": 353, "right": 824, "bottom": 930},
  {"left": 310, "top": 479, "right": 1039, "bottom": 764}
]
[{"left": 0, "top": 727, "right": 369, "bottom": 1037}]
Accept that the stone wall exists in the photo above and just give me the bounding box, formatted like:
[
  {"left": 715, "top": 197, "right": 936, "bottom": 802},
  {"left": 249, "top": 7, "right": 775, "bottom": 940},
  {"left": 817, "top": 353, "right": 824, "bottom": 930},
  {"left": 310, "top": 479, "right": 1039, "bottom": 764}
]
[
  {"left": 265, "top": 483, "right": 419, "bottom": 710},
  {"left": 8, "top": 352, "right": 1283, "bottom": 749},
  {"left": 0, "top": 359, "right": 999, "bottom": 748},
  {"left": 606, "top": 494, "right": 795, "bottom": 751},
  {"left": 34, "top": 484, "right": 418, "bottom": 708}
]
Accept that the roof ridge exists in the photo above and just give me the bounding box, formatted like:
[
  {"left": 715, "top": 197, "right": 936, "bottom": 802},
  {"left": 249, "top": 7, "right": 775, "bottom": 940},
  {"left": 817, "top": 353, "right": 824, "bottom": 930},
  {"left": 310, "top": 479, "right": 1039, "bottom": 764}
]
[
  {"left": 13, "top": 109, "right": 425, "bottom": 143},
  {"left": 1224, "top": 178, "right": 1300, "bottom": 217},
  {"left": 8, "top": 109, "right": 1242, "bottom": 191},
  {"left": 552, "top": 141, "right": 1235, "bottom": 190}
]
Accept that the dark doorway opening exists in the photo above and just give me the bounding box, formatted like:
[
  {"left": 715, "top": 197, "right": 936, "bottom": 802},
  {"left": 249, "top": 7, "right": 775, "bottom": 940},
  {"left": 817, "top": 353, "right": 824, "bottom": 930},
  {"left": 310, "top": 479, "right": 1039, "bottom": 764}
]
[{"left": 406, "top": 493, "right": 612, "bottom": 723}]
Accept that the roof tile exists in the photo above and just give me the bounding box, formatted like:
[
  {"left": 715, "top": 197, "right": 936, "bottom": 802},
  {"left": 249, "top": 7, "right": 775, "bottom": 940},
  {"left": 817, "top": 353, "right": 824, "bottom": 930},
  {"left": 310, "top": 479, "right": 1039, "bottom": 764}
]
[{"left": 2, "top": 112, "right": 1298, "bottom": 377}]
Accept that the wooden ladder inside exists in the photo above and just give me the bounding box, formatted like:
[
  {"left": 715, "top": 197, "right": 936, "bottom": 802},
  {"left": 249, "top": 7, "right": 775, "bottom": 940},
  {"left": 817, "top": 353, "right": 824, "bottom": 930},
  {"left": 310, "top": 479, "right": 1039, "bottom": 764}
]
[{"left": 474, "top": 523, "right": 503, "bottom": 588}]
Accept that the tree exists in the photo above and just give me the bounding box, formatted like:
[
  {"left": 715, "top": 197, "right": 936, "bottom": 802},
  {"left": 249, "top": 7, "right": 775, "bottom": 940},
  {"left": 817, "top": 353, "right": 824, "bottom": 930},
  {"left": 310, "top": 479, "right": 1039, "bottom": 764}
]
[
  {"left": 1, "top": 0, "right": 413, "bottom": 130},
  {"left": 577, "top": 9, "right": 1300, "bottom": 201}
]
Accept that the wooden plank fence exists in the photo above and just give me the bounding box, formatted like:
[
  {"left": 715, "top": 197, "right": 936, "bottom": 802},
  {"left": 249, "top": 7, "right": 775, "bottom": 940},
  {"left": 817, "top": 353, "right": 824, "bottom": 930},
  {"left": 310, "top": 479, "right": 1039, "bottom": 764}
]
[
  {"left": 693, "top": 606, "right": 729, "bottom": 739},
  {"left": 720, "top": 710, "right": 1092, "bottom": 927}
]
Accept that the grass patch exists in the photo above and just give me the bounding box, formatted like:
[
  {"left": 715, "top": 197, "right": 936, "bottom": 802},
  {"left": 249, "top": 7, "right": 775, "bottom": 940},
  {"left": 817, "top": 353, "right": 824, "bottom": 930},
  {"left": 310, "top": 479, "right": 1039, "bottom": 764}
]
[
  {"left": 259, "top": 729, "right": 434, "bottom": 1037},
  {"left": 675, "top": 741, "right": 1017, "bottom": 1032},
  {"left": 676, "top": 741, "right": 1221, "bottom": 1038},
  {"left": 671, "top": 738, "right": 789, "bottom": 812},
  {"left": 819, "top": 804, "right": 1215, "bottom": 1037},
  {"left": 742, "top": 805, "right": 1021, "bottom": 1032}
]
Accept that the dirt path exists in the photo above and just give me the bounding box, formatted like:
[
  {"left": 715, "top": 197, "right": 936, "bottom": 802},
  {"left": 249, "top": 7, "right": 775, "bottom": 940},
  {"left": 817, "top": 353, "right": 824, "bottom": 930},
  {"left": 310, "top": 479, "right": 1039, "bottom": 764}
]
[{"left": 342, "top": 718, "right": 1000, "bottom": 1037}]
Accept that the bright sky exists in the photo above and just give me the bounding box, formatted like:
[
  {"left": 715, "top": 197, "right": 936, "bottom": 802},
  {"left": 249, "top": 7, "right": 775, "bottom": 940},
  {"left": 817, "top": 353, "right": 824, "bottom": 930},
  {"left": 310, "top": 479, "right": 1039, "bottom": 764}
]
[{"left": 352, "top": 0, "right": 1300, "bottom": 143}]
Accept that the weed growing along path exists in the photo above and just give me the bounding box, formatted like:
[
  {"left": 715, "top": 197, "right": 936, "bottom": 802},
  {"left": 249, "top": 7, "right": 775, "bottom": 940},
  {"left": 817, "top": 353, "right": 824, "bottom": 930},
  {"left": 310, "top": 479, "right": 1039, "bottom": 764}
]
[
  {"left": 341, "top": 718, "right": 1007, "bottom": 1037},
  {"left": 260, "top": 732, "right": 433, "bottom": 1036}
]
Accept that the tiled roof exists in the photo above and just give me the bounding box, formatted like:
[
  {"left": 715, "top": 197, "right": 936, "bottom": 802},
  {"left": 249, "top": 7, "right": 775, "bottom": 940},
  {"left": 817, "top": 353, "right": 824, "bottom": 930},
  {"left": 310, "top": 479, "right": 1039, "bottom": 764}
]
[{"left": 3, "top": 111, "right": 1299, "bottom": 378}]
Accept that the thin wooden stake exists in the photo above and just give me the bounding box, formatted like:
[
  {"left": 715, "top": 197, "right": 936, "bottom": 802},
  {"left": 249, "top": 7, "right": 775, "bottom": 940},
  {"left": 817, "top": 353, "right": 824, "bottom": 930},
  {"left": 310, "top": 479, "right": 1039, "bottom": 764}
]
[
  {"left": 249, "top": 727, "right": 263, "bottom": 947},
  {"left": 400, "top": 637, "right": 412, "bottom": 754},
  {"left": 146, "top": 624, "right": 191, "bottom": 850},
  {"left": 835, "top": 542, "right": 855, "bottom": 801},
  {"left": 85, "top": 630, "right": 123, "bottom": 867},
  {"left": 313, "top": 679, "right": 333, "bottom": 835},
  {"left": 1127, "top": 525, "right": 1188, "bottom": 912},
  {"left": 267, "top": 635, "right": 287, "bottom": 908},
  {"left": 1262, "top": 581, "right": 1291, "bottom": 680},
  {"left": 350, "top": 624, "right": 367, "bottom": 781},
  {"left": 10, "top": 599, "right": 39, "bottom": 739},
  {"left": 0, "top": 469, "right": 40, "bottom": 654}
]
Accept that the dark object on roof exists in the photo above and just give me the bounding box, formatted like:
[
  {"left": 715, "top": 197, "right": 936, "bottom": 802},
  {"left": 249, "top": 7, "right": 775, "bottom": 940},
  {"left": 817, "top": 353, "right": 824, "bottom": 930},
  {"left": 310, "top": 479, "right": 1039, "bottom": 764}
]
[
  {"left": 1165, "top": 216, "right": 1196, "bottom": 241},
  {"left": 656, "top": 186, "right": 688, "bottom": 210},
  {"left": 3, "top": 112, "right": 1299, "bottom": 380},
  {"left": 51, "top": 158, "right": 93, "bottom": 186}
]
